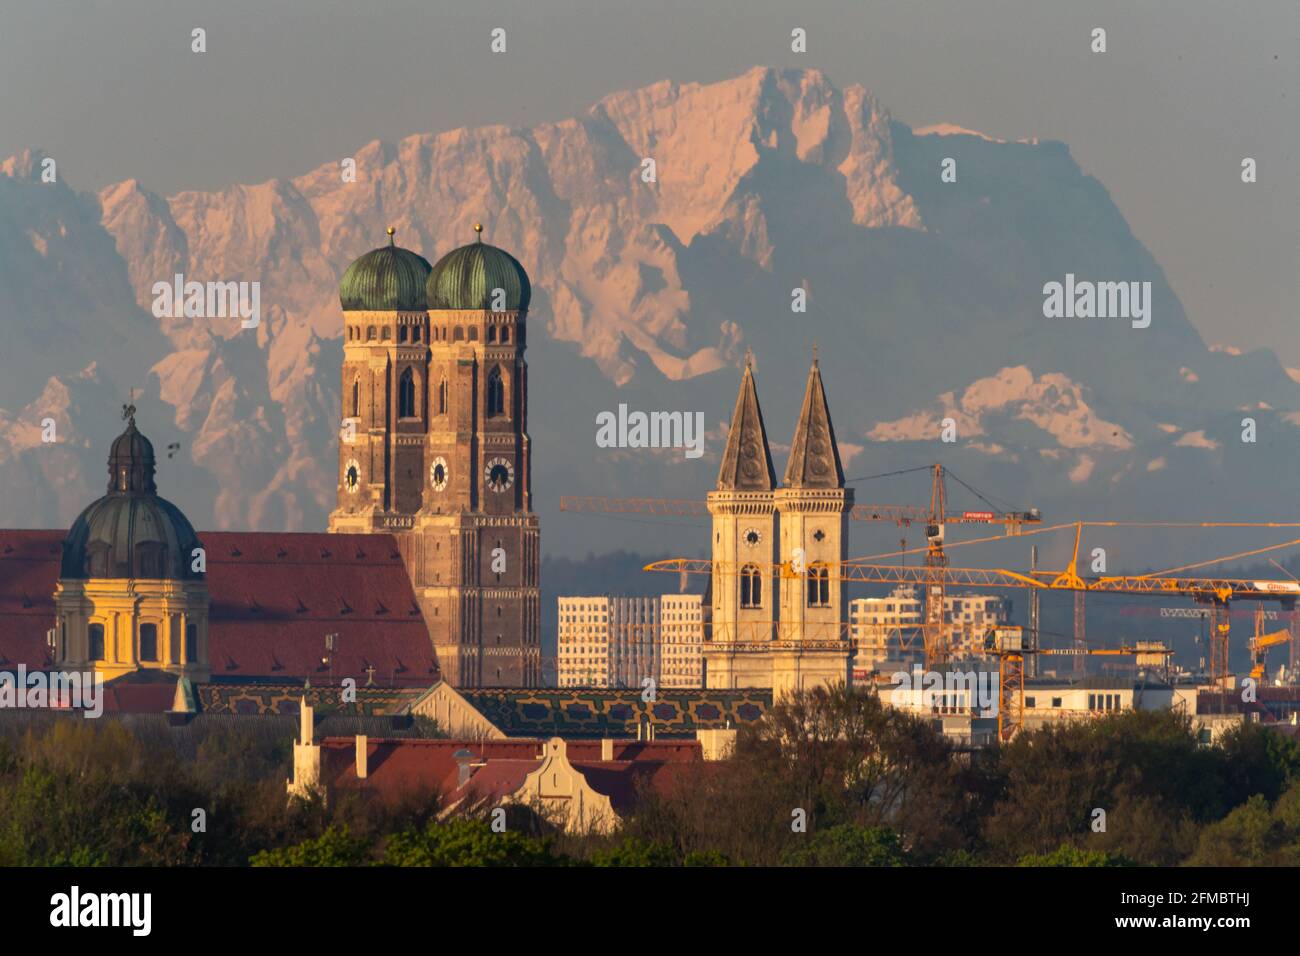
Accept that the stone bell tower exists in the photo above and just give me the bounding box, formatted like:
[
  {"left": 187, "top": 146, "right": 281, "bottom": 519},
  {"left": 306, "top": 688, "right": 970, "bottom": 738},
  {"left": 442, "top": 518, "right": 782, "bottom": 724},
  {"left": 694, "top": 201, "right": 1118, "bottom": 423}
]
[{"left": 329, "top": 227, "right": 540, "bottom": 688}]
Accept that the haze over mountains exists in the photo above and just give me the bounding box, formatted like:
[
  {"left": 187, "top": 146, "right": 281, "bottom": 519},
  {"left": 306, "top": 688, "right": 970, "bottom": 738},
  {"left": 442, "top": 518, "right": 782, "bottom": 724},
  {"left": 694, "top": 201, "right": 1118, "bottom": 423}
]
[{"left": 2, "top": 66, "right": 1297, "bottom": 573}]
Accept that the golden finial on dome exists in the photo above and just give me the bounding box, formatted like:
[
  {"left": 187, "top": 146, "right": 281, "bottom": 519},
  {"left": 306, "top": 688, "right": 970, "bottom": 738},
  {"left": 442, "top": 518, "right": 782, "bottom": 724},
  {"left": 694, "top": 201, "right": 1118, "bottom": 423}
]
[
  {"left": 474, "top": 222, "right": 483, "bottom": 242},
  {"left": 386, "top": 226, "right": 395, "bottom": 245}
]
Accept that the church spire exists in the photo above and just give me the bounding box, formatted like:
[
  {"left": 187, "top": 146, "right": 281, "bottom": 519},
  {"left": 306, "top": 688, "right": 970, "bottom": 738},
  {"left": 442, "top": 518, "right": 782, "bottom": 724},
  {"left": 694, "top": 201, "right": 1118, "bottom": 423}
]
[
  {"left": 783, "top": 356, "right": 844, "bottom": 489},
  {"left": 716, "top": 354, "right": 776, "bottom": 492}
]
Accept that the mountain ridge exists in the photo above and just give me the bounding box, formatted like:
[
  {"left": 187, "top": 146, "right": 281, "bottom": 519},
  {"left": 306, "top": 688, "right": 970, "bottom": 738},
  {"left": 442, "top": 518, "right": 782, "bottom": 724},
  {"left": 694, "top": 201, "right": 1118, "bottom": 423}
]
[{"left": 0, "top": 65, "right": 1295, "bottom": 567}]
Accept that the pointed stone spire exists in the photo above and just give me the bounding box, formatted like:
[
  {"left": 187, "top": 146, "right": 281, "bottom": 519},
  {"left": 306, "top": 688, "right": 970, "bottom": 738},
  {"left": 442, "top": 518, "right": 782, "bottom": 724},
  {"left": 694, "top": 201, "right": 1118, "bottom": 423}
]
[
  {"left": 716, "top": 353, "right": 777, "bottom": 491},
  {"left": 783, "top": 355, "right": 845, "bottom": 489}
]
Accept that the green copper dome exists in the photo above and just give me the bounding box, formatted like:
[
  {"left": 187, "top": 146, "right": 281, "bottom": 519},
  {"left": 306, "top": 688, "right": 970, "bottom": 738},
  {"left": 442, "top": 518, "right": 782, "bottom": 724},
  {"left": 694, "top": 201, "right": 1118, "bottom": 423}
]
[
  {"left": 426, "top": 229, "right": 531, "bottom": 312},
  {"left": 338, "top": 231, "right": 433, "bottom": 312},
  {"left": 61, "top": 411, "right": 204, "bottom": 581}
]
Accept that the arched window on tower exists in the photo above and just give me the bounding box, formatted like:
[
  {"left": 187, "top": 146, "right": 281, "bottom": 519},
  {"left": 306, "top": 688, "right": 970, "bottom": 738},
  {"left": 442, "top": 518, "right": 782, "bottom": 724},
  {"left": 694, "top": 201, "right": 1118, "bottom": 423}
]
[
  {"left": 398, "top": 368, "right": 416, "bottom": 418},
  {"left": 807, "top": 563, "right": 830, "bottom": 608},
  {"left": 438, "top": 378, "right": 448, "bottom": 415},
  {"left": 351, "top": 379, "right": 360, "bottom": 418},
  {"left": 487, "top": 367, "right": 505, "bottom": 417},
  {"left": 740, "top": 564, "right": 762, "bottom": 608},
  {"left": 88, "top": 624, "right": 105, "bottom": 661}
]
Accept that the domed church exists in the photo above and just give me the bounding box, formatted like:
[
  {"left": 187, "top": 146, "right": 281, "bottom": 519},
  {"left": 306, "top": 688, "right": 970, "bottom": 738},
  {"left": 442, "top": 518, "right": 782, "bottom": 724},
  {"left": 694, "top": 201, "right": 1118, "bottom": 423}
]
[
  {"left": 53, "top": 404, "right": 210, "bottom": 682},
  {"left": 0, "top": 225, "right": 539, "bottom": 693},
  {"left": 329, "top": 226, "right": 541, "bottom": 687}
]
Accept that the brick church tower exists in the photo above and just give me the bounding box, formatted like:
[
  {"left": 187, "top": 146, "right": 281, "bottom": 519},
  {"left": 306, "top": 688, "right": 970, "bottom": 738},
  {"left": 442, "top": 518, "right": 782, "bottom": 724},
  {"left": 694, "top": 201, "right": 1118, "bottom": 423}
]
[{"left": 329, "top": 227, "right": 540, "bottom": 687}]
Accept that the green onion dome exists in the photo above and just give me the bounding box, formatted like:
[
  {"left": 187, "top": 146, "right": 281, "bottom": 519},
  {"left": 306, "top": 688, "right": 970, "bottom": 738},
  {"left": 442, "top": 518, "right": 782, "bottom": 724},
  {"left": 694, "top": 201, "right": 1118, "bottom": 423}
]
[
  {"left": 338, "top": 229, "right": 433, "bottom": 311},
  {"left": 426, "top": 224, "right": 531, "bottom": 312}
]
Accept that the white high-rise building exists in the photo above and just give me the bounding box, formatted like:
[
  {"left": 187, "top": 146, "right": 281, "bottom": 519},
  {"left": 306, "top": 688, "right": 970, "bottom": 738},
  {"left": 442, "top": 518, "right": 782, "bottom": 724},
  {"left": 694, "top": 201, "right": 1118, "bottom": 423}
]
[
  {"left": 660, "top": 593, "right": 704, "bottom": 689},
  {"left": 556, "top": 594, "right": 703, "bottom": 688},
  {"left": 557, "top": 596, "right": 612, "bottom": 687},
  {"left": 850, "top": 586, "right": 1012, "bottom": 678}
]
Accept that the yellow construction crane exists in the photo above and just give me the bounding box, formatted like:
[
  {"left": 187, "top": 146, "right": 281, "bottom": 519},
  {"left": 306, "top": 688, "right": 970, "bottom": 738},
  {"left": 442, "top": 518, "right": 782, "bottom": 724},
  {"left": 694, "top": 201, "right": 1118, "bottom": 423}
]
[
  {"left": 1249, "top": 605, "right": 1292, "bottom": 682},
  {"left": 646, "top": 520, "right": 1300, "bottom": 683},
  {"left": 981, "top": 627, "right": 1174, "bottom": 741},
  {"left": 565, "top": 463, "right": 1039, "bottom": 666}
]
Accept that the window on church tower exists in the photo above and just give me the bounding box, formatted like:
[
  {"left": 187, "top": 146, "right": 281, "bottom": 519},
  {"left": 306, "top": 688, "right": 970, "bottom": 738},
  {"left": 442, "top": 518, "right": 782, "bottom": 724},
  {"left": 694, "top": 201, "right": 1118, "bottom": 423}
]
[
  {"left": 454, "top": 326, "right": 464, "bottom": 342},
  {"left": 185, "top": 624, "right": 197, "bottom": 662},
  {"left": 140, "top": 624, "right": 158, "bottom": 662},
  {"left": 468, "top": 327, "right": 478, "bottom": 341},
  {"left": 807, "top": 564, "right": 830, "bottom": 607},
  {"left": 352, "top": 380, "right": 360, "bottom": 417},
  {"left": 399, "top": 368, "right": 416, "bottom": 418},
  {"left": 741, "top": 564, "right": 762, "bottom": 608},
  {"left": 487, "top": 367, "right": 505, "bottom": 417},
  {"left": 89, "top": 624, "right": 105, "bottom": 661},
  {"left": 438, "top": 378, "right": 447, "bottom": 415},
  {"left": 399, "top": 326, "right": 408, "bottom": 343},
  {"left": 487, "top": 326, "right": 496, "bottom": 343}
]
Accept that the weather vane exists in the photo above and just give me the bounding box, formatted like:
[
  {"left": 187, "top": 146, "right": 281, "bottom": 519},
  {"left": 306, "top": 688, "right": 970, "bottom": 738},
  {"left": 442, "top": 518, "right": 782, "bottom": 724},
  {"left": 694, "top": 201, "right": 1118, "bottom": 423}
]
[{"left": 121, "top": 387, "right": 137, "bottom": 423}]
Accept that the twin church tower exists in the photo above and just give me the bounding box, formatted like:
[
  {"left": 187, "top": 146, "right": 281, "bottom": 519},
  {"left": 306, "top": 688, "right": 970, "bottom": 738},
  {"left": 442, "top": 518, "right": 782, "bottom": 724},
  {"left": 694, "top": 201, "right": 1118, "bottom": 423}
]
[
  {"left": 328, "top": 226, "right": 540, "bottom": 687},
  {"left": 327, "top": 226, "right": 852, "bottom": 695},
  {"left": 706, "top": 354, "right": 854, "bottom": 695}
]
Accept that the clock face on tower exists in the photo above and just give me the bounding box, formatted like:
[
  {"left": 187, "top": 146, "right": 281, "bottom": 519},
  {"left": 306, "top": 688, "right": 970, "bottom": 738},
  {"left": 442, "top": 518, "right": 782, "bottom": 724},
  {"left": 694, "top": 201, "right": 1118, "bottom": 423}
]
[
  {"left": 430, "top": 457, "right": 448, "bottom": 492},
  {"left": 485, "top": 457, "right": 515, "bottom": 493},
  {"left": 743, "top": 527, "right": 763, "bottom": 547},
  {"left": 344, "top": 459, "right": 360, "bottom": 494}
]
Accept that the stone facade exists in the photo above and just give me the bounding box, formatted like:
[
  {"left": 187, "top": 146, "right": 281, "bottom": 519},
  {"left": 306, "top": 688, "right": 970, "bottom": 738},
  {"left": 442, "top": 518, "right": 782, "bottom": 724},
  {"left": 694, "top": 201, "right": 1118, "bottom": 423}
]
[
  {"left": 328, "top": 240, "right": 541, "bottom": 688},
  {"left": 704, "top": 356, "right": 852, "bottom": 696}
]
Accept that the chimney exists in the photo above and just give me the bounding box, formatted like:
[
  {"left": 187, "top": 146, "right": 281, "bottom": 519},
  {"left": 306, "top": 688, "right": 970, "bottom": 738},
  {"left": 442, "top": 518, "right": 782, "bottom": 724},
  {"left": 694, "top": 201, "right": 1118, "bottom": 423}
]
[
  {"left": 453, "top": 748, "right": 475, "bottom": 788},
  {"left": 355, "top": 735, "right": 368, "bottom": 779},
  {"left": 600, "top": 738, "right": 614, "bottom": 761}
]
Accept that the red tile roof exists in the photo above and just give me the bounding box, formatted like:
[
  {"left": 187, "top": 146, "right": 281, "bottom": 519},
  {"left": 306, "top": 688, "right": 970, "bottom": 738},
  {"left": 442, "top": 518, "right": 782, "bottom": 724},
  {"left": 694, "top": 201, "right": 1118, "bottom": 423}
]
[
  {"left": 571, "top": 760, "right": 701, "bottom": 813},
  {"left": 320, "top": 738, "right": 545, "bottom": 801},
  {"left": 0, "top": 530, "right": 440, "bottom": 687},
  {"left": 317, "top": 736, "right": 704, "bottom": 812}
]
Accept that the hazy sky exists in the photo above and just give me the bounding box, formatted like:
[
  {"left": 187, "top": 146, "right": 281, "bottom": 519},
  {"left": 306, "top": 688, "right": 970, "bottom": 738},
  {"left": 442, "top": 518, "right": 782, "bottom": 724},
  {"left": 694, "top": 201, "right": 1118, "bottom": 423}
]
[{"left": 4, "top": 0, "right": 1297, "bottom": 362}]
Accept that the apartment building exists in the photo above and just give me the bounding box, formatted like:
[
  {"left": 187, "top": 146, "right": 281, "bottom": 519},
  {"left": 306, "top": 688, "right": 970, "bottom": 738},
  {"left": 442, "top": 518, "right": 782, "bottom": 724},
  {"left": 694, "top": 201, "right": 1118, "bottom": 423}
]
[
  {"left": 557, "top": 594, "right": 703, "bottom": 689},
  {"left": 849, "top": 585, "right": 1012, "bottom": 676}
]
